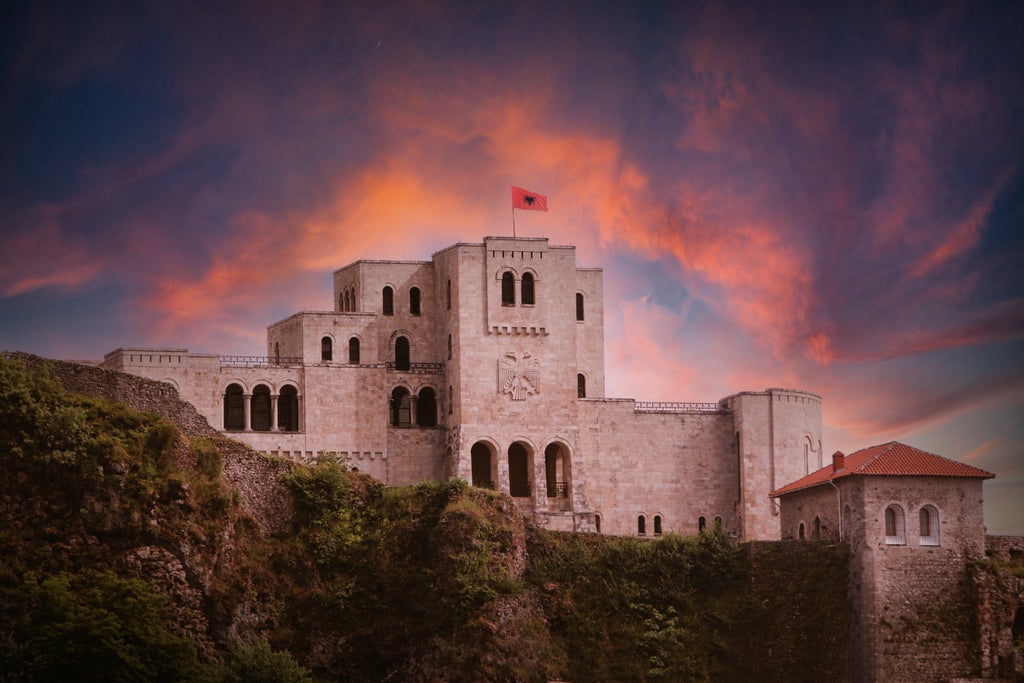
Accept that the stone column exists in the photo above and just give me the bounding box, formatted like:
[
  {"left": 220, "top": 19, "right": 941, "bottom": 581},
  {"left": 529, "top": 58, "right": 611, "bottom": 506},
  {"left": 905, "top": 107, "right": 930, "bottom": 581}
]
[
  {"left": 270, "top": 395, "right": 279, "bottom": 432},
  {"left": 243, "top": 394, "right": 252, "bottom": 431}
]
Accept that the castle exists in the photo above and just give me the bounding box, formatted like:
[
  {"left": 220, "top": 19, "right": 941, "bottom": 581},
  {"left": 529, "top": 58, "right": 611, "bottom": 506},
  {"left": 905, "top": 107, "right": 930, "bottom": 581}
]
[
  {"left": 102, "top": 235, "right": 824, "bottom": 540},
  {"left": 93, "top": 234, "right": 1021, "bottom": 679}
]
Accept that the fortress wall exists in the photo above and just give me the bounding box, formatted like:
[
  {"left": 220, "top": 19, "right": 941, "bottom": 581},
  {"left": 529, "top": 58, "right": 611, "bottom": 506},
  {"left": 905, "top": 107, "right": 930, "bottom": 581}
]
[
  {"left": 579, "top": 399, "right": 736, "bottom": 537},
  {"left": 386, "top": 426, "right": 446, "bottom": 485},
  {"left": 301, "top": 363, "right": 388, "bottom": 458}
]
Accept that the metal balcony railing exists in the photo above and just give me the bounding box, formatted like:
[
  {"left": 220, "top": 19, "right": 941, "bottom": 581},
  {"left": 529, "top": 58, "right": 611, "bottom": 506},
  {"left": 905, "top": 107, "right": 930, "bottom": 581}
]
[
  {"left": 634, "top": 401, "right": 721, "bottom": 413},
  {"left": 509, "top": 480, "right": 533, "bottom": 498},
  {"left": 220, "top": 355, "right": 303, "bottom": 368},
  {"left": 386, "top": 362, "right": 444, "bottom": 374}
]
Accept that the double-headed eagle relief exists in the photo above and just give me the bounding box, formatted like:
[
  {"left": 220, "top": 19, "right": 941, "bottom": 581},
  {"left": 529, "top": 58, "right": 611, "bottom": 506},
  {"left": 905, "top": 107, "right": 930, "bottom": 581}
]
[{"left": 498, "top": 351, "right": 540, "bottom": 400}]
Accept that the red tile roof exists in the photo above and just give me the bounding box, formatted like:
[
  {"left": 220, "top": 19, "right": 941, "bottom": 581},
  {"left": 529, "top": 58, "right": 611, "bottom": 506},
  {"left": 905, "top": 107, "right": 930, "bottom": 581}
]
[{"left": 770, "top": 441, "right": 994, "bottom": 497}]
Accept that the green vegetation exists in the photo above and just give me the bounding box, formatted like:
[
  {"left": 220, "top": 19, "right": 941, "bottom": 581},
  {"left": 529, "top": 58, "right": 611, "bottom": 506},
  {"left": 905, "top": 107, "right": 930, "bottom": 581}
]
[
  {"left": 0, "top": 356, "right": 854, "bottom": 681},
  {"left": 0, "top": 571, "right": 214, "bottom": 682}
]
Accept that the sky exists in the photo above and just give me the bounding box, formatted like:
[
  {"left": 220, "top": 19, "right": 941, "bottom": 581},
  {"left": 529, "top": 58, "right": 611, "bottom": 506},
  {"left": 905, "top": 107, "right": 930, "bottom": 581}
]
[{"left": 2, "top": 1, "right": 1022, "bottom": 534}]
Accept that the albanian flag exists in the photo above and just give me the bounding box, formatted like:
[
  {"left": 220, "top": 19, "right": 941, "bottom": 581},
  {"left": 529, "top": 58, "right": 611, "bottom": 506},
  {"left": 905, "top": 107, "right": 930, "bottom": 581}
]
[{"left": 512, "top": 186, "right": 548, "bottom": 211}]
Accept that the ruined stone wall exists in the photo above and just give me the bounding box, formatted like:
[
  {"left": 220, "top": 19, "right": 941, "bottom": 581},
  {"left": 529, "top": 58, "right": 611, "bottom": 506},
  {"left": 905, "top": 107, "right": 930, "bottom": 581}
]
[
  {"left": 976, "top": 535, "right": 1024, "bottom": 679},
  {"left": 5, "top": 353, "right": 295, "bottom": 536}
]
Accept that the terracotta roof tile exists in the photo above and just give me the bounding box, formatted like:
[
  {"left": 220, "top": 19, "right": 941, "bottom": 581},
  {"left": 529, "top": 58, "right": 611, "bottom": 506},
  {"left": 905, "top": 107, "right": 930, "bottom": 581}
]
[{"left": 770, "top": 441, "right": 994, "bottom": 497}]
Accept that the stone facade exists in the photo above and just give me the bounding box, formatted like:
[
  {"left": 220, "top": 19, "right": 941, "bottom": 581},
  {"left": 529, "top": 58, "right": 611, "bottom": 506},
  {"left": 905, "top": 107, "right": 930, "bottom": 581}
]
[
  {"left": 102, "top": 236, "right": 822, "bottom": 540},
  {"left": 773, "top": 446, "right": 1003, "bottom": 682}
]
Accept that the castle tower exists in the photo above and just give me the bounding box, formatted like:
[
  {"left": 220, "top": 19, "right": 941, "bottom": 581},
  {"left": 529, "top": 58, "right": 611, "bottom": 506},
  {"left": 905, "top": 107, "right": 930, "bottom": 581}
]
[
  {"left": 431, "top": 237, "right": 601, "bottom": 530},
  {"left": 726, "top": 389, "right": 823, "bottom": 540}
]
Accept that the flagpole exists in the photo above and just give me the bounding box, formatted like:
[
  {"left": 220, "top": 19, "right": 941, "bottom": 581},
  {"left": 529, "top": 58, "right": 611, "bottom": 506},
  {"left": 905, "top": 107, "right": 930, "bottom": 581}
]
[{"left": 512, "top": 207, "right": 516, "bottom": 237}]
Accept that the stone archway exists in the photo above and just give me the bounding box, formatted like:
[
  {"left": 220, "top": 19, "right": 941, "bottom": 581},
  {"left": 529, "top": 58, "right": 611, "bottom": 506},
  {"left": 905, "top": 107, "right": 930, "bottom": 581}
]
[
  {"left": 471, "top": 441, "right": 496, "bottom": 490},
  {"left": 508, "top": 442, "right": 533, "bottom": 498},
  {"left": 544, "top": 442, "right": 571, "bottom": 510}
]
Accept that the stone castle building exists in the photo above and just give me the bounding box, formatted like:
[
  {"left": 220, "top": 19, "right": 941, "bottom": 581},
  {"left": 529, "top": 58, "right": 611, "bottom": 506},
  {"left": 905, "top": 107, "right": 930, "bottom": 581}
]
[
  {"left": 770, "top": 442, "right": 1020, "bottom": 681},
  {"left": 102, "top": 235, "right": 825, "bottom": 539},
  {"left": 91, "top": 234, "right": 1022, "bottom": 679}
]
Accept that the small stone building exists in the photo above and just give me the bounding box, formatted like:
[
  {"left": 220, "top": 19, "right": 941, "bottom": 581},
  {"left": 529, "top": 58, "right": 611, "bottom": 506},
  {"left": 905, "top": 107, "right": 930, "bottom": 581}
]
[
  {"left": 771, "top": 442, "right": 997, "bottom": 682},
  {"left": 102, "top": 235, "right": 824, "bottom": 539}
]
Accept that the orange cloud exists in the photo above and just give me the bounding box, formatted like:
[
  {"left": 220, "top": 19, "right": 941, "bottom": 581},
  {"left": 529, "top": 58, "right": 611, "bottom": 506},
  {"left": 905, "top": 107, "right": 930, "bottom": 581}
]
[{"left": 0, "top": 205, "right": 105, "bottom": 298}]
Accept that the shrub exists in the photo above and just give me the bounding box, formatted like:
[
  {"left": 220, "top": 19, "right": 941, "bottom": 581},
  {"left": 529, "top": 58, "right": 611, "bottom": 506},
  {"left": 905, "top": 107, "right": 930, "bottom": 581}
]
[{"left": 0, "top": 571, "right": 216, "bottom": 682}]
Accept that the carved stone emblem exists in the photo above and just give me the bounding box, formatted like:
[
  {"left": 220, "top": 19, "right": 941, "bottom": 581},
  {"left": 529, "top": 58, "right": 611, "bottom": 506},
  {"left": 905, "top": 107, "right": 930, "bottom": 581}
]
[{"left": 498, "top": 352, "right": 539, "bottom": 400}]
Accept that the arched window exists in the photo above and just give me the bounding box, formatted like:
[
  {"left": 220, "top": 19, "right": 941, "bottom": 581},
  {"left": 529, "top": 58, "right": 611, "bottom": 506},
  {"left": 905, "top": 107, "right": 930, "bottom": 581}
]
[
  {"left": 521, "top": 272, "right": 535, "bottom": 305},
  {"left": 390, "top": 387, "right": 411, "bottom": 427},
  {"left": 698, "top": 516, "right": 706, "bottom": 532},
  {"left": 446, "top": 278, "right": 452, "bottom": 310},
  {"left": 416, "top": 388, "right": 437, "bottom": 427},
  {"left": 576, "top": 292, "right": 584, "bottom": 321},
  {"left": 251, "top": 385, "right": 271, "bottom": 431},
  {"left": 545, "top": 443, "right": 570, "bottom": 499},
  {"left": 348, "top": 337, "right": 360, "bottom": 364},
  {"left": 799, "top": 523, "right": 805, "bottom": 540},
  {"left": 274, "top": 341, "right": 280, "bottom": 364},
  {"left": 278, "top": 385, "right": 299, "bottom": 432},
  {"left": 919, "top": 506, "right": 940, "bottom": 546},
  {"left": 813, "top": 516, "right": 821, "bottom": 540},
  {"left": 223, "top": 384, "right": 244, "bottom": 431},
  {"left": 885, "top": 505, "right": 906, "bottom": 545},
  {"left": 501, "top": 271, "right": 515, "bottom": 305},
  {"left": 394, "top": 336, "right": 410, "bottom": 371},
  {"left": 594, "top": 514, "right": 601, "bottom": 533},
  {"left": 321, "top": 336, "right": 333, "bottom": 362},
  {"left": 654, "top": 515, "right": 663, "bottom": 535},
  {"left": 577, "top": 373, "right": 586, "bottom": 398},
  {"left": 339, "top": 291, "right": 345, "bottom": 312},
  {"left": 410, "top": 287, "right": 421, "bottom": 316},
  {"left": 350, "top": 287, "right": 356, "bottom": 311},
  {"left": 638, "top": 515, "right": 647, "bottom": 535},
  {"left": 448, "top": 385, "right": 453, "bottom": 414},
  {"left": 471, "top": 442, "right": 495, "bottom": 490},
  {"left": 382, "top": 286, "right": 394, "bottom": 316},
  {"left": 508, "top": 443, "right": 531, "bottom": 497},
  {"left": 448, "top": 333, "right": 452, "bottom": 360}
]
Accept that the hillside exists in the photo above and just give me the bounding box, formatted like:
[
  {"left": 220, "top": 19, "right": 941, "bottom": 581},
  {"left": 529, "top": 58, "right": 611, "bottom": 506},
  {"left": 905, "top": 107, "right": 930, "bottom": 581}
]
[{"left": 0, "top": 354, "right": 854, "bottom": 681}]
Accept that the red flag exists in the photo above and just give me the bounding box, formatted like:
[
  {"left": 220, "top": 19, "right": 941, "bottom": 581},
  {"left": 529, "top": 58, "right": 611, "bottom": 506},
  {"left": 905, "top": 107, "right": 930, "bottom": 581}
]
[{"left": 512, "top": 186, "right": 548, "bottom": 212}]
